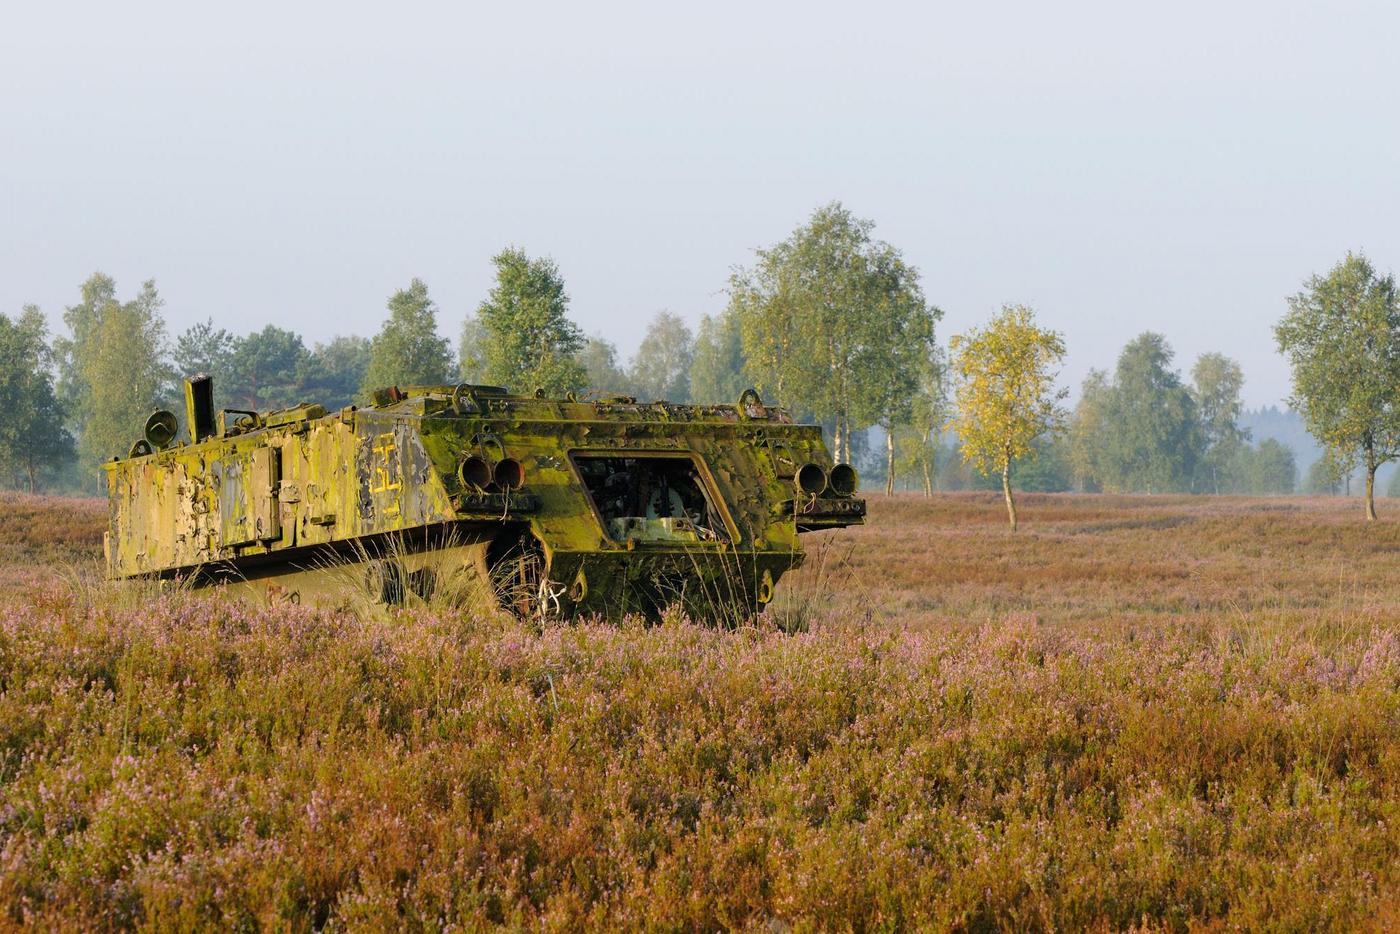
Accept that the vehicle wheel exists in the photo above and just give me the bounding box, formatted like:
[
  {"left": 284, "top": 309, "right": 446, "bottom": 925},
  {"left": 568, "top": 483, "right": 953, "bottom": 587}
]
[{"left": 486, "top": 530, "right": 550, "bottom": 619}]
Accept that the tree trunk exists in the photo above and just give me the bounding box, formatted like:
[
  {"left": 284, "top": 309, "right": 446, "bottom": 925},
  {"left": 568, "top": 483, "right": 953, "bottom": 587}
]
[
  {"left": 923, "top": 429, "right": 935, "bottom": 496},
  {"left": 1003, "top": 462, "right": 1018, "bottom": 531},
  {"left": 832, "top": 416, "right": 843, "bottom": 466},
  {"left": 885, "top": 428, "right": 895, "bottom": 496},
  {"left": 1366, "top": 463, "right": 1378, "bottom": 521}
]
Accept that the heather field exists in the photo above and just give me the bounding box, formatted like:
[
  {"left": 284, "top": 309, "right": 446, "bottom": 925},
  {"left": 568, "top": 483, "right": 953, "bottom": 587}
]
[{"left": 3, "top": 493, "right": 1400, "bottom": 931}]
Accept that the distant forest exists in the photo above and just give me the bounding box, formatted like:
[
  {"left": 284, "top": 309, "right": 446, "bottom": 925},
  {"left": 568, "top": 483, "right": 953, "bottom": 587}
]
[{"left": 0, "top": 204, "right": 1386, "bottom": 500}]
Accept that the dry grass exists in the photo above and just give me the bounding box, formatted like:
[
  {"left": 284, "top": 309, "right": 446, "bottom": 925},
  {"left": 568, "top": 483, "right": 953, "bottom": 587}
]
[
  {"left": 825, "top": 493, "right": 1400, "bottom": 632},
  {"left": 2, "top": 493, "right": 1400, "bottom": 930}
]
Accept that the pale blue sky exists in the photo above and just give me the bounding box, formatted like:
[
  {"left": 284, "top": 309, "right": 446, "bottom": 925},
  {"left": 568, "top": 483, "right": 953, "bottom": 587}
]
[{"left": 3, "top": 0, "right": 1397, "bottom": 407}]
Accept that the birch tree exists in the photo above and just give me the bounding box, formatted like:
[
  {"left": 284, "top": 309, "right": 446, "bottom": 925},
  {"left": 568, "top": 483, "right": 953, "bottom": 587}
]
[
  {"left": 949, "top": 305, "right": 1066, "bottom": 530},
  {"left": 628, "top": 311, "right": 694, "bottom": 402},
  {"left": 578, "top": 335, "right": 628, "bottom": 394},
  {"left": 361, "top": 278, "right": 453, "bottom": 397},
  {"left": 904, "top": 344, "right": 950, "bottom": 495},
  {"left": 476, "top": 248, "right": 586, "bottom": 395},
  {"left": 1275, "top": 252, "right": 1400, "bottom": 521},
  {"left": 1191, "top": 352, "right": 1249, "bottom": 493},
  {"left": 688, "top": 311, "right": 748, "bottom": 404},
  {"left": 56, "top": 274, "right": 171, "bottom": 485},
  {"left": 728, "top": 202, "right": 933, "bottom": 464},
  {"left": 0, "top": 306, "right": 72, "bottom": 490}
]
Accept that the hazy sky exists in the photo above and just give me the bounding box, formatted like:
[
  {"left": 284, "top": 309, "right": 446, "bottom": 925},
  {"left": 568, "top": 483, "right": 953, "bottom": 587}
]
[{"left": 3, "top": 0, "right": 1398, "bottom": 407}]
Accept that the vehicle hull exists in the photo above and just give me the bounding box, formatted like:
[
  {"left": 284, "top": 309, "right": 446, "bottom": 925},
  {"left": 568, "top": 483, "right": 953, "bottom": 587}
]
[{"left": 103, "top": 383, "right": 862, "bottom": 622}]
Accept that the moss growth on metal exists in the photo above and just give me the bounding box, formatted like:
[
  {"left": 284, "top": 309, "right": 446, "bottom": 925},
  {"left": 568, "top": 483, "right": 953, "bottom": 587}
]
[{"left": 104, "top": 382, "right": 865, "bottom": 621}]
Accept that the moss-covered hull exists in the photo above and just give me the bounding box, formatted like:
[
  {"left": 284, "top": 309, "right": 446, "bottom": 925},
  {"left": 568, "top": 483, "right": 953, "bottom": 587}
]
[{"left": 103, "top": 384, "right": 863, "bottom": 621}]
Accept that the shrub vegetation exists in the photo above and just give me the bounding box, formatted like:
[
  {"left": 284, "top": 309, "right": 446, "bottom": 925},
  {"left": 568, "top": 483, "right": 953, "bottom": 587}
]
[{"left": 2, "top": 494, "right": 1399, "bottom": 929}]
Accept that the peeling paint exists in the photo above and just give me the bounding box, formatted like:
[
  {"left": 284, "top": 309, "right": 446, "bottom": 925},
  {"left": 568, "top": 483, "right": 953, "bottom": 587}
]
[{"left": 103, "top": 384, "right": 865, "bottom": 620}]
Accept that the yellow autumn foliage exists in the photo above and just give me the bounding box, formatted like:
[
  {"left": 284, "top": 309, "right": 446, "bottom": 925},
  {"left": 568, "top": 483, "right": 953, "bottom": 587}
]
[{"left": 949, "top": 306, "right": 1066, "bottom": 525}]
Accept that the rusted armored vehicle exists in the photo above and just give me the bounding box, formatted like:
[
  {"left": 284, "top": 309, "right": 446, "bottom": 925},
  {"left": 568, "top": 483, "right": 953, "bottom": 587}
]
[{"left": 103, "top": 377, "right": 864, "bottom": 621}]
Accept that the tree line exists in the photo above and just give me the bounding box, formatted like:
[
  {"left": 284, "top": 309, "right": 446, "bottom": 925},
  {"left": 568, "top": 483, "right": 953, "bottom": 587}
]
[
  {"left": 2, "top": 204, "right": 943, "bottom": 493},
  {"left": 933, "top": 250, "right": 1400, "bottom": 526},
  {"left": 0, "top": 206, "right": 1391, "bottom": 520},
  {"left": 912, "top": 334, "right": 1293, "bottom": 504}
]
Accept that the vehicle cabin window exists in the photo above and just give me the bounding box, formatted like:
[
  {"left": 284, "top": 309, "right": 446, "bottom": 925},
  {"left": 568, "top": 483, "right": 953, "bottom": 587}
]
[{"left": 574, "top": 455, "right": 729, "bottom": 544}]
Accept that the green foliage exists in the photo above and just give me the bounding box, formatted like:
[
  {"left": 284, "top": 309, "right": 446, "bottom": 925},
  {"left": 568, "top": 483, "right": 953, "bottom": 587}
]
[
  {"left": 55, "top": 274, "right": 172, "bottom": 484},
  {"left": 862, "top": 306, "right": 942, "bottom": 494},
  {"left": 1080, "top": 333, "right": 1203, "bottom": 493},
  {"left": 627, "top": 311, "right": 694, "bottom": 402},
  {"left": 173, "top": 324, "right": 365, "bottom": 414},
  {"left": 890, "top": 431, "right": 929, "bottom": 492},
  {"left": 1305, "top": 457, "right": 1344, "bottom": 495},
  {"left": 54, "top": 272, "right": 117, "bottom": 423},
  {"left": 1074, "top": 347, "right": 1284, "bottom": 496},
  {"left": 688, "top": 311, "right": 748, "bottom": 404},
  {"left": 1276, "top": 252, "right": 1400, "bottom": 519},
  {"left": 172, "top": 318, "right": 236, "bottom": 380},
  {"left": 304, "top": 335, "right": 371, "bottom": 411},
  {"left": 924, "top": 435, "right": 1073, "bottom": 494},
  {"left": 1013, "top": 435, "right": 1074, "bottom": 492},
  {"left": 458, "top": 314, "right": 488, "bottom": 384},
  {"left": 477, "top": 248, "right": 587, "bottom": 395},
  {"left": 578, "top": 334, "right": 628, "bottom": 395},
  {"left": 172, "top": 319, "right": 237, "bottom": 412},
  {"left": 228, "top": 325, "right": 311, "bottom": 411},
  {"left": 1227, "top": 439, "right": 1297, "bottom": 494},
  {"left": 1066, "top": 369, "right": 1109, "bottom": 492},
  {"left": 728, "top": 202, "right": 936, "bottom": 463},
  {"left": 892, "top": 345, "right": 950, "bottom": 494},
  {"left": 913, "top": 438, "right": 968, "bottom": 490},
  {"left": 1191, "top": 352, "right": 1249, "bottom": 493},
  {"left": 1105, "top": 333, "right": 1202, "bottom": 492},
  {"left": 1254, "top": 439, "right": 1297, "bottom": 494},
  {"left": 1241, "top": 405, "right": 1324, "bottom": 470},
  {"left": 361, "top": 278, "right": 453, "bottom": 398},
  {"left": 0, "top": 307, "right": 73, "bottom": 490}
]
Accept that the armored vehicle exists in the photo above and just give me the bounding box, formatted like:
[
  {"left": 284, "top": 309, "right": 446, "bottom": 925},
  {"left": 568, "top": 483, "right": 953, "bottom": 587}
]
[{"left": 103, "top": 377, "right": 865, "bottom": 621}]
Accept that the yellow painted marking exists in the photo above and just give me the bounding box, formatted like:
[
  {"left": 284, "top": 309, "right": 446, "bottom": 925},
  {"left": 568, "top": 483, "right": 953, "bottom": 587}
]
[
  {"left": 370, "top": 434, "right": 400, "bottom": 494},
  {"left": 370, "top": 432, "right": 402, "bottom": 518}
]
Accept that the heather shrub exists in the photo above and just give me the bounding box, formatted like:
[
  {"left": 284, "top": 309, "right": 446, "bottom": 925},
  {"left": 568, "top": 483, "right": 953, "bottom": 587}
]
[
  {"left": 1, "top": 592, "right": 1398, "bottom": 929},
  {"left": 1, "top": 493, "right": 1399, "bottom": 929}
]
